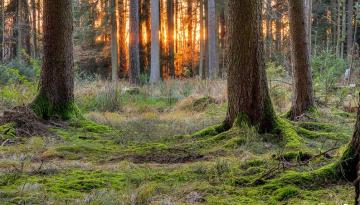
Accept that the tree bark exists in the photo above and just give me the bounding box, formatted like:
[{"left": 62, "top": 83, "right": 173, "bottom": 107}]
[
  {"left": 225, "top": 0, "right": 276, "bottom": 132},
  {"left": 167, "top": 0, "right": 175, "bottom": 78},
  {"left": 199, "top": 0, "right": 204, "bottom": 79},
  {"left": 31, "top": 0, "right": 76, "bottom": 120},
  {"left": 347, "top": 0, "right": 354, "bottom": 60},
  {"left": 0, "top": 0, "right": 4, "bottom": 61},
  {"left": 31, "top": 0, "right": 38, "bottom": 58},
  {"left": 129, "top": 0, "right": 140, "bottom": 84},
  {"left": 288, "top": 0, "right": 315, "bottom": 119},
  {"left": 207, "top": 0, "right": 218, "bottom": 79},
  {"left": 110, "top": 0, "right": 118, "bottom": 82},
  {"left": 118, "top": 0, "right": 127, "bottom": 77},
  {"left": 150, "top": 0, "right": 161, "bottom": 83}
]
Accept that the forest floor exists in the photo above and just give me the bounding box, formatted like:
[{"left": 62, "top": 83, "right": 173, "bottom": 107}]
[{"left": 0, "top": 79, "right": 356, "bottom": 204}]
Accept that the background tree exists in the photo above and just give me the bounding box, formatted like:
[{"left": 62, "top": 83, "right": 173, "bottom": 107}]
[
  {"left": 207, "top": 0, "right": 218, "bottom": 79},
  {"left": 129, "top": 0, "right": 140, "bottom": 84},
  {"left": 288, "top": 0, "right": 315, "bottom": 119},
  {"left": 150, "top": 0, "right": 161, "bottom": 83},
  {"left": 225, "top": 0, "right": 275, "bottom": 132},
  {"left": 31, "top": 0, "right": 77, "bottom": 119},
  {"left": 110, "top": 0, "right": 118, "bottom": 82}
]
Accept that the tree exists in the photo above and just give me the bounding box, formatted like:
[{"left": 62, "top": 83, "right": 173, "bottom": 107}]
[
  {"left": 167, "top": 0, "right": 175, "bottom": 78},
  {"left": 1, "top": 0, "right": 4, "bottom": 61},
  {"left": 31, "top": 0, "right": 77, "bottom": 120},
  {"left": 347, "top": 0, "right": 354, "bottom": 60},
  {"left": 207, "top": 0, "right": 218, "bottom": 79},
  {"left": 150, "top": 0, "right": 161, "bottom": 83},
  {"left": 118, "top": 0, "right": 127, "bottom": 76},
  {"left": 31, "top": 0, "right": 38, "bottom": 58},
  {"left": 129, "top": 0, "right": 140, "bottom": 84},
  {"left": 225, "top": 0, "right": 276, "bottom": 132},
  {"left": 110, "top": 0, "right": 118, "bottom": 82},
  {"left": 288, "top": 0, "right": 315, "bottom": 119}
]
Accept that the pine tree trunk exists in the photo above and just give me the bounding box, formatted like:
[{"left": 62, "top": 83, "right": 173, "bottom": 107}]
[
  {"left": 167, "top": 0, "right": 175, "bottom": 78},
  {"left": 207, "top": 0, "right": 218, "bottom": 79},
  {"left": 199, "top": 0, "right": 204, "bottom": 79},
  {"left": 288, "top": 0, "right": 315, "bottom": 119},
  {"left": 225, "top": 0, "right": 276, "bottom": 132},
  {"left": 347, "top": 0, "right": 354, "bottom": 60},
  {"left": 110, "top": 0, "right": 118, "bottom": 82},
  {"left": 17, "top": 0, "right": 22, "bottom": 59},
  {"left": 22, "top": 0, "right": 31, "bottom": 59},
  {"left": 150, "top": 0, "right": 161, "bottom": 83},
  {"left": 31, "top": 0, "right": 37, "bottom": 58},
  {"left": 129, "top": 0, "right": 140, "bottom": 84},
  {"left": 118, "top": 0, "right": 127, "bottom": 77},
  {"left": 0, "top": 0, "right": 4, "bottom": 61},
  {"left": 31, "top": 0, "right": 77, "bottom": 120},
  {"left": 139, "top": 0, "right": 151, "bottom": 74},
  {"left": 204, "top": 0, "right": 209, "bottom": 79}
]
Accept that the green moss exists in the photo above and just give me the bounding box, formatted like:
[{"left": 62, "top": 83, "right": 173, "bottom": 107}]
[
  {"left": 274, "top": 118, "right": 303, "bottom": 149},
  {"left": 273, "top": 185, "right": 300, "bottom": 201},
  {"left": 0, "top": 123, "right": 16, "bottom": 140},
  {"left": 192, "top": 123, "right": 228, "bottom": 138},
  {"left": 31, "top": 94, "right": 81, "bottom": 120},
  {"left": 297, "top": 127, "right": 346, "bottom": 140}
]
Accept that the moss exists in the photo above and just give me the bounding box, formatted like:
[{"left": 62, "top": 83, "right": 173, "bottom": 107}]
[
  {"left": 274, "top": 118, "right": 303, "bottom": 149},
  {"left": 273, "top": 185, "right": 300, "bottom": 201},
  {"left": 297, "top": 127, "right": 346, "bottom": 140},
  {"left": 0, "top": 123, "right": 16, "bottom": 139},
  {"left": 192, "top": 123, "right": 228, "bottom": 138},
  {"left": 31, "top": 94, "right": 82, "bottom": 120}
]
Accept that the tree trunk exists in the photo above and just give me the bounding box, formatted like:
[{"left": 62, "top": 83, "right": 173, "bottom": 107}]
[
  {"left": 17, "top": 0, "right": 22, "bottom": 59},
  {"left": 347, "top": 0, "right": 354, "bottom": 60},
  {"left": 31, "top": 0, "right": 37, "bottom": 58},
  {"left": 225, "top": 0, "right": 276, "bottom": 132},
  {"left": 139, "top": 0, "right": 151, "bottom": 74},
  {"left": 288, "top": 0, "right": 315, "bottom": 119},
  {"left": 129, "top": 0, "right": 140, "bottom": 84},
  {"left": 199, "top": 0, "right": 204, "bottom": 79},
  {"left": 22, "top": 0, "right": 31, "bottom": 59},
  {"left": 207, "top": 0, "right": 218, "bottom": 79},
  {"left": 0, "top": 0, "right": 4, "bottom": 61},
  {"left": 110, "top": 0, "right": 118, "bottom": 82},
  {"left": 150, "top": 0, "right": 161, "bottom": 83},
  {"left": 204, "top": 0, "right": 209, "bottom": 79},
  {"left": 118, "top": 0, "right": 127, "bottom": 77},
  {"left": 31, "top": 0, "right": 77, "bottom": 120},
  {"left": 167, "top": 0, "right": 175, "bottom": 78}
]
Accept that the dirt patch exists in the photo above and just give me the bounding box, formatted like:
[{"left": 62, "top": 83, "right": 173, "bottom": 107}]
[{"left": 0, "top": 106, "right": 53, "bottom": 137}]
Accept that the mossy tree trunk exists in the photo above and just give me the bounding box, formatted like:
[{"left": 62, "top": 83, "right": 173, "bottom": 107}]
[
  {"left": 288, "top": 0, "right": 315, "bottom": 120},
  {"left": 225, "top": 0, "right": 276, "bottom": 132},
  {"left": 31, "top": 0, "right": 77, "bottom": 120}
]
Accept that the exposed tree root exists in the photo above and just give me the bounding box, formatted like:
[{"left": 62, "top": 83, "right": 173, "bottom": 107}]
[{"left": 0, "top": 106, "right": 52, "bottom": 137}]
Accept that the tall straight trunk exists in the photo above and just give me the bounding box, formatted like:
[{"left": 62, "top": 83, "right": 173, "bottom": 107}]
[
  {"left": 304, "top": 0, "right": 312, "bottom": 55},
  {"left": 150, "top": 0, "right": 161, "bottom": 83},
  {"left": 110, "top": 0, "right": 118, "bottom": 82},
  {"left": 118, "top": 0, "right": 127, "bottom": 77},
  {"left": 204, "top": 0, "right": 209, "bottom": 79},
  {"left": 347, "top": 0, "right": 354, "bottom": 60},
  {"left": 23, "top": 0, "right": 31, "bottom": 58},
  {"left": 0, "top": 0, "right": 4, "bottom": 61},
  {"left": 139, "top": 0, "right": 151, "bottom": 74},
  {"left": 129, "top": 0, "right": 140, "bottom": 84},
  {"left": 341, "top": 0, "right": 347, "bottom": 59},
  {"left": 31, "top": 0, "right": 76, "bottom": 119},
  {"left": 288, "top": 0, "right": 315, "bottom": 119},
  {"left": 225, "top": 0, "right": 276, "bottom": 132},
  {"left": 187, "top": 0, "right": 193, "bottom": 71},
  {"left": 17, "top": 0, "right": 22, "bottom": 59},
  {"left": 336, "top": 0, "right": 342, "bottom": 57},
  {"left": 207, "top": 0, "right": 218, "bottom": 79},
  {"left": 199, "top": 0, "right": 204, "bottom": 79},
  {"left": 167, "top": 0, "right": 175, "bottom": 78},
  {"left": 31, "top": 0, "right": 37, "bottom": 58}
]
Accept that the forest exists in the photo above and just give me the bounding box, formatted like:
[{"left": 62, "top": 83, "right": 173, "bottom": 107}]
[{"left": 1, "top": 0, "right": 360, "bottom": 204}]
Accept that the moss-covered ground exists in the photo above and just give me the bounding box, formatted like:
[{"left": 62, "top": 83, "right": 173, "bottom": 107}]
[{"left": 0, "top": 82, "right": 357, "bottom": 204}]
